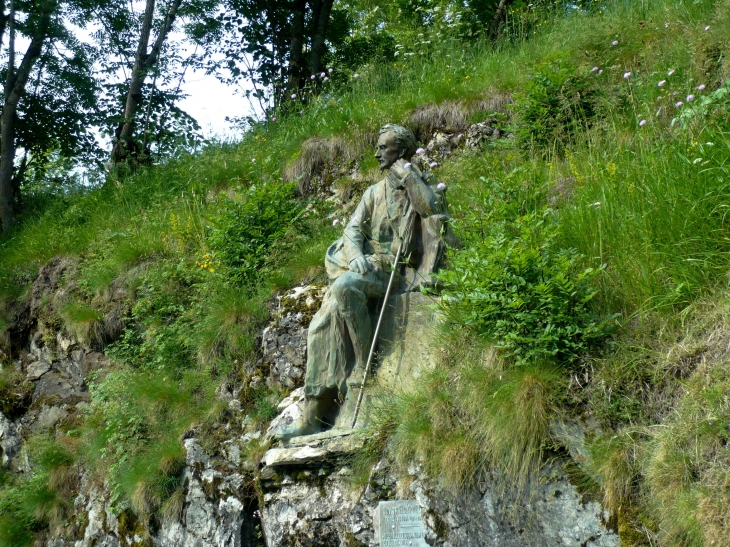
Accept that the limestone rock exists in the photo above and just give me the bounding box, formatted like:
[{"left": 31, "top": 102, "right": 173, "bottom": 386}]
[
  {"left": 262, "top": 285, "right": 325, "bottom": 389},
  {"left": 27, "top": 359, "right": 51, "bottom": 380},
  {"left": 0, "top": 411, "right": 21, "bottom": 467}
]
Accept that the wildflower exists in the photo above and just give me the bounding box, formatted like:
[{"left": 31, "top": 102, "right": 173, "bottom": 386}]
[
  {"left": 272, "top": 116, "right": 277, "bottom": 121},
  {"left": 598, "top": 69, "right": 603, "bottom": 75},
  {"left": 324, "top": 77, "right": 329, "bottom": 82},
  {"left": 687, "top": 94, "right": 695, "bottom": 102},
  {"left": 611, "top": 40, "right": 618, "bottom": 46},
  {"left": 693, "top": 158, "right": 702, "bottom": 164},
  {"left": 589, "top": 201, "right": 601, "bottom": 207},
  {"left": 668, "top": 69, "right": 675, "bottom": 76},
  {"left": 252, "top": 158, "right": 256, "bottom": 163},
  {"left": 310, "top": 75, "right": 315, "bottom": 80},
  {"left": 623, "top": 72, "right": 631, "bottom": 79},
  {"left": 351, "top": 215, "right": 359, "bottom": 223},
  {"left": 705, "top": 25, "right": 710, "bottom": 31},
  {"left": 404, "top": 162, "right": 412, "bottom": 168},
  {"left": 291, "top": 93, "right": 297, "bottom": 99},
  {"left": 592, "top": 66, "right": 599, "bottom": 72},
  {"left": 639, "top": 119, "right": 647, "bottom": 126},
  {"left": 429, "top": 161, "right": 438, "bottom": 168},
  {"left": 457, "top": 133, "right": 463, "bottom": 139},
  {"left": 416, "top": 147, "right": 425, "bottom": 155},
  {"left": 332, "top": 219, "right": 340, "bottom": 226},
  {"left": 320, "top": 72, "right": 325, "bottom": 78},
  {"left": 437, "top": 182, "right": 447, "bottom": 190},
  {"left": 675, "top": 101, "right": 683, "bottom": 108},
  {"left": 353, "top": 73, "right": 359, "bottom": 78},
  {"left": 697, "top": 84, "right": 706, "bottom": 91},
  {"left": 658, "top": 80, "right": 666, "bottom": 87},
  {"left": 328, "top": 68, "right": 333, "bottom": 73}
]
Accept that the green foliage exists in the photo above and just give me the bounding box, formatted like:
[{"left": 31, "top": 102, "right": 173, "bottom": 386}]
[
  {"left": 439, "top": 176, "right": 614, "bottom": 364},
  {"left": 369, "top": 332, "right": 566, "bottom": 493},
  {"left": 0, "top": 437, "right": 77, "bottom": 547},
  {"left": 207, "top": 182, "right": 309, "bottom": 287},
  {"left": 512, "top": 54, "right": 602, "bottom": 152},
  {"left": 672, "top": 79, "right": 730, "bottom": 129}
]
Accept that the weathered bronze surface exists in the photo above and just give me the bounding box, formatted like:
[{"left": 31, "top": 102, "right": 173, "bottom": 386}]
[{"left": 274, "top": 124, "right": 456, "bottom": 440}]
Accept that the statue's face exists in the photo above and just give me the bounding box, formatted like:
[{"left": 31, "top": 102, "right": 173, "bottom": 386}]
[{"left": 375, "top": 131, "right": 402, "bottom": 170}]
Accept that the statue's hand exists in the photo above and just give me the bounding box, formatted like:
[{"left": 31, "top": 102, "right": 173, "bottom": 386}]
[
  {"left": 349, "top": 255, "right": 373, "bottom": 274},
  {"left": 389, "top": 158, "right": 412, "bottom": 180}
]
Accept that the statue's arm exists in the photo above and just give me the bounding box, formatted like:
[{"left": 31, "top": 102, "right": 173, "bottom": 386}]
[
  {"left": 394, "top": 161, "right": 444, "bottom": 216},
  {"left": 343, "top": 189, "right": 372, "bottom": 263}
]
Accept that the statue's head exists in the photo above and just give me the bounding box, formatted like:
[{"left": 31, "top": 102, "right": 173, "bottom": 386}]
[{"left": 375, "top": 124, "right": 417, "bottom": 171}]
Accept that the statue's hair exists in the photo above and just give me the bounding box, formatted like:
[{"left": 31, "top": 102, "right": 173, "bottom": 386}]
[{"left": 379, "top": 124, "right": 417, "bottom": 158}]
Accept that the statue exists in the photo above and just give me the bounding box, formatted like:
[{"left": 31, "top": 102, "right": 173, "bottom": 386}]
[{"left": 274, "top": 124, "right": 457, "bottom": 440}]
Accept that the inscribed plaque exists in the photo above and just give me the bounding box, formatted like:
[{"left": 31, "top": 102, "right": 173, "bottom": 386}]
[{"left": 377, "top": 500, "right": 428, "bottom": 547}]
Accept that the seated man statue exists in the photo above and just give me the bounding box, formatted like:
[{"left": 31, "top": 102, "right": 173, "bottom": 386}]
[{"left": 274, "top": 123, "right": 457, "bottom": 440}]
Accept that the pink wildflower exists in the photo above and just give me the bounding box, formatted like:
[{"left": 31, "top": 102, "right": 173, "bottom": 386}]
[
  {"left": 639, "top": 119, "right": 647, "bottom": 127},
  {"left": 624, "top": 72, "right": 631, "bottom": 79},
  {"left": 353, "top": 73, "right": 359, "bottom": 78},
  {"left": 592, "top": 67, "right": 599, "bottom": 72},
  {"left": 310, "top": 75, "right": 315, "bottom": 80},
  {"left": 404, "top": 162, "right": 412, "bottom": 168},
  {"left": 328, "top": 68, "right": 333, "bottom": 73},
  {"left": 675, "top": 101, "right": 683, "bottom": 108},
  {"left": 658, "top": 80, "right": 666, "bottom": 87},
  {"left": 416, "top": 147, "right": 425, "bottom": 155},
  {"left": 332, "top": 219, "right": 339, "bottom": 226},
  {"left": 705, "top": 25, "right": 710, "bottom": 31},
  {"left": 612, "top": 40, "right": 619, "bottom": 46},
  {"left": 429, "top": 161, "right": 438, "bottom": 168},
  {"left": 437, "top": 182, "right": 447, "bottom": 190},
  {"left": 687, "top": 94, "right": 695, "bottom": 102},
  {"left": 668, "top": 69, "right": 675, "bottom": 76},
  {"left": 697, "top": 84, "right": 706, "bottom": 91},
  {"left": 291, "top": 93, "right": 297, "bottom": 99},
  {"left": 324, "top": 77, "right": 329, "bottom": 82}
]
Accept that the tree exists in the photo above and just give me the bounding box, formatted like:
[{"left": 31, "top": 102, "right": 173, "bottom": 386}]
[
  {"left": 111, "top": 0, "right": 181, "bottom": 165},
  {"left": 0, "top": 0, "right": 59, "bottom": 233},
  {"left": 201, "top": 0, "right": 346, "bottom": 111}
]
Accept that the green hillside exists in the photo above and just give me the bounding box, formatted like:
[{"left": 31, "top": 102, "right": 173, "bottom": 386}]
[{"left": 2, "top": 0, "right": 730, "bottom": 545}]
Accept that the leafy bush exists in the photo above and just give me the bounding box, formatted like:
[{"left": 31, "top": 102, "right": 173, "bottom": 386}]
[
  {"left": 207, "top": 182, "right": 309, "bottom": 287},
  {"left": 439, "top": 206, "right": 614, "bottom": 364},
  {"left": 512, "top": 54, "right": 601, "bottom": 152}
]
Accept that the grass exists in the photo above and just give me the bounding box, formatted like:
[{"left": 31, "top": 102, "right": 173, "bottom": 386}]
[{"left": 1, "top": 0, "right": 730, "bottom": 545}]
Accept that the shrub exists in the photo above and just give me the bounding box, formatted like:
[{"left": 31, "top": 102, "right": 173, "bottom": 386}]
[
  {"left": 438, "top": 208, "right": 614, "bottom": 364},
  {"left": 512, "top": 54, "right": 601, "bottom": 153},
  {"left": 207, "top": 182, "right": 310, "bottom": 287}
]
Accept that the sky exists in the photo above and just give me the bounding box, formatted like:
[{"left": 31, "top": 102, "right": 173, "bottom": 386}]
[{"left": 178, "top": 68, "right": 253, "bottom": 140}]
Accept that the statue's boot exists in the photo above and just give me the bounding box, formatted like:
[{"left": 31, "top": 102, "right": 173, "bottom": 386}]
[{"left": 272, "top": 397, "right": 326, "bottom": 441}]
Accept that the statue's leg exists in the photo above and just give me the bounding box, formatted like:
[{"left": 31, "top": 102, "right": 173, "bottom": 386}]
[
  {"left": 330, "top": 271, "right": 387, "bottom": 383},
  {"left": 274, "top": 270, "right": 387, "bottom": 440}
]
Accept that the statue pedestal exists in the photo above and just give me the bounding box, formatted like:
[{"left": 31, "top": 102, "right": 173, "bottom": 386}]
[
  {"left": 333, "top": 291, "right": 440, "bottom": 430},
  {"left": 264, "top": 291, "right": 441, "bottom": 452}
]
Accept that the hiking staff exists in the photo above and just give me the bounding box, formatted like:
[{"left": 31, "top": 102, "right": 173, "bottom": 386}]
[{"left": 351, "top": 238, "right": 404, "bottom": 428}]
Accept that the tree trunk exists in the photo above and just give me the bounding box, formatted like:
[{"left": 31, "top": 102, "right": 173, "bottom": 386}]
[
  {"left": 114, "top": 0, "right": 181, "bottom": 165},
  {"left": 0, "top": 0, "right": 54, "bottom": 233},
  {"left": 287, "top": 0, "right": 306, "bottom": 92},
  {"left": 308, "top": 0, "right": 333, "bottom": 76},
  {"left": 488, "top": 0, "right": 513, "bottom": 42}
]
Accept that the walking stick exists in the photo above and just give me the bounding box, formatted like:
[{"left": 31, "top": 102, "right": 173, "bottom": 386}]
[{"left": 351, "top": 240, "right": 404, "bottom": 428}]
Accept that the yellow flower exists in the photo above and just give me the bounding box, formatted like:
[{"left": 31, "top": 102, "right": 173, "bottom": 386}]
[{"left": 209, "top": 268, "right": 215, "bottom": 273}]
